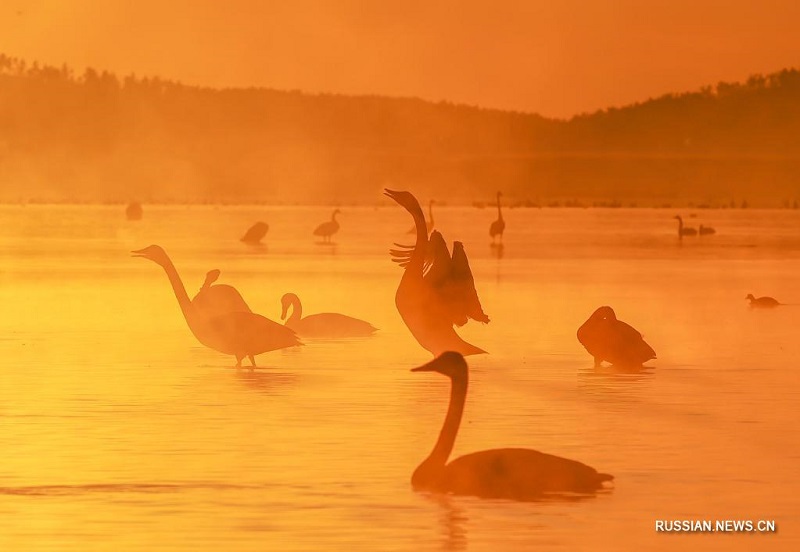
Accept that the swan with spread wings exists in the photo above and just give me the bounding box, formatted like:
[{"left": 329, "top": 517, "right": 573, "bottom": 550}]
[{"left": 385, "top": 189, "right": 489, "bottom": 356}]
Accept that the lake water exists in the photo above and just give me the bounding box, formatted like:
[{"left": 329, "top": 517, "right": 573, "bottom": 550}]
[{"left": 0, "top": 204, "right": 797, "bottom": 550}]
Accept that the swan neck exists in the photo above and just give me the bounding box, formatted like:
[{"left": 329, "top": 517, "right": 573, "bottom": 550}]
[
  {"left": 496, "top": 195, "right": 503, "bottom": 219},
  {"left": 404, "top": 201, "right": 428, "bottom": 272},
  {"left": 425, "top": 373, "right": 468, "bottom": 468},
  {"left": 287, "top": 295, "right": 302, "bottom": 323},
  {"left": 159, "top": 257, "right": 196, "bottom": 326}
]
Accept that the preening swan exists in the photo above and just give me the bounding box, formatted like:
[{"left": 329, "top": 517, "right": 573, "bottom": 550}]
[
  {"left": 746, "top": 294, "right": 780, "bottom": 308},
  {"left": 314, "top": 209, "right": 340, "bottom": 243},
  {"left": 577, "top": 306, "right": 656, "bottom": 367},
  {"left": 133, "top": 245, "right": 300, "bottom": 367},
  {"left": 241, "top": 222, "right": 269, "bottom": 245},
  {"left": 411, "top": 352, "right": 614, "bottom": 499},
  {"left": 674, "top": 215, "right": 697, "bottom": 237},
  {"left": 407, "top": 199, "right": 435, "bottom": 234},
  {"left": 191, "top": 269, "right": 252, "bottom": 319},
  {"left": 386, "top": 189, "right": 488, "bottom": 357},
  {"left": 279, "top": 292, "right": 377, "bottom": 338},
  {"left": 489, "top": 192, "right": 505, "bottom": 244}
]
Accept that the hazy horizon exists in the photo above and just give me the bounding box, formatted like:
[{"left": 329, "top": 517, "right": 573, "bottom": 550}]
[{"left": 3, "top": 0, "right": 800, "bottom": 118}]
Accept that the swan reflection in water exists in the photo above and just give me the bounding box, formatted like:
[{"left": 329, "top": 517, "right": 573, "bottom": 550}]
[
  {"left": 280, "top": 292, "right": 377, "bottom": 338},
  {"left": 133, "top": 245, "right": 300, "bottom": 368},
  {"left": 411, "top": 352, "right": 613, "bottom": 500},
  {"left": 386, "top": 189, "right": 489, "bottom": 357},
  {"left": 577, "top": 306, "right": 656, "bottom": 368}
]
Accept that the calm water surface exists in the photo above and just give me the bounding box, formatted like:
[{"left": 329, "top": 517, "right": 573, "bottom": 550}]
[{"left": 0, "top": 205, "right": 797, "bottom": 550}]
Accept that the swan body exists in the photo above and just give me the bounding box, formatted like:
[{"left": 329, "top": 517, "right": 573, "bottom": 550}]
[
  {"left": 489, "top": 192, "right": 505, "bottom": 243},
  {"left": 280, "top": 292, "right": 377, "bottom": 338},
  {"left": 133, "top": 245, "right": 300, "bottom": 367},
  {"left": 241, "top": 222, "right": 269, "bottom": 244},
  {"left": 577, "top": 306, "right": 656, "bottom": 367},
  {"left": 314, "top": 209, "right": 340, "bottom": 242},
  {"left": 698, "top": 224, "right": 716, "bottom": 236},
  {"left": 386, "top": 189, "right": 488, "bottom": 356},
  {"left": 411, "top": 352, "right": 614, "bottom": 499},
  {"left": 191, "top": 269, "right": 252, "bottom": 319},
  {"left": 674, "top": 215, "right": 697, "bottom": 237},
  {"left": 746, "top": 293, "right": 780, "bottom": 308}
]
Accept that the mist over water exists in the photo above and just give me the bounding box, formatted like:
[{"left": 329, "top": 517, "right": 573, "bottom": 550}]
[{"left": 0, "top": 204, "right": 797, "bottom": 550}]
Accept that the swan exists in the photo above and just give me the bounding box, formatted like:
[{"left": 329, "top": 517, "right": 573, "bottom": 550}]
[
  {"left": 125, "top": 202, "right": 143, "bottom": 221},
  {"left": 489, "top": 192, "right": 505, "bottom": 244},
  {"left": 674, "top": 215, "right": 697, "bottom": 237},
  {"left": 132, "top": 245, "right": 300, "bottom": 367},
  {"left": 698, "top": 224, "right": 716, "bottom": 236},
  {"left": 411, "top": 352, "right": 614, "bottom": 499},
  {"left": 191, "top": 269, "right": 252, "bottom": 318},
  {"left": 314, "top": 209, "right": 340, "bottom": 243},
  {"left": 746, "top": 294, "right": 780, "bottom": 308},
  {"left": 385, "top": 189, "right": 488, "bottom": 356},
  {"left": 279, "top": 292, "right": 377, "bottom": 338},
  {"left": 577, "top": 306, "right": 656, "bottom": 367},
  {"left": 241, "top": 222, "right": 269, "bottom": 245},
  {"left": 407, "top": 199, "right": 435, "bottom": 234}
]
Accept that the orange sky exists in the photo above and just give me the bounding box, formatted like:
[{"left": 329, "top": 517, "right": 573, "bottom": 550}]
[{"left": 1, "top": 0, "right": 799, "bottom": 118}]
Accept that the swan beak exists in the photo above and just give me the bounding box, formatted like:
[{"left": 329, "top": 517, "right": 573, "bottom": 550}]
[
  {"left": 130, "top": 248, "right": 147, "bottom": 258},
  {"left": 384, "top": 188, "right": 399, "bottom": 199},
  {"left": 411, "top": 358, "right": 440, "bottom": 372}
]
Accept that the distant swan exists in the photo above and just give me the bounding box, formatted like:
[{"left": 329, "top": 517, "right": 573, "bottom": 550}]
[
  {"left": 577, "top": 306, "right": 656, "bottom": 367},
  {"left": 279, "top": 292, "right": 377, "bottom": 338},
  {"left": 125, "top": 202, "right": 143, "bottom": 221},
  {"left": 674, "top": 215, "right": 697, "bottom": 237},
  {"left": 698, "top": 224, "right": 716, "bottom": 236},
  {"left": 746, "top": 294, "right": 780, "bottom": 308},
  {"left": 314, "top": 209, "right": 340, "bottom": 243},
  {"left": 489, "top": 192, "right": 505, "bottom": 243},
  {"left": 133, "top": 245, "right": 300, "bottom": 367},
  {"left": 411, "top": 352, "right": 614, "bottom": 499},
  {"left": 192, "top": 269, "right": 252, "bottom": 319},
  {"left": 386, "top": 189, "right": 488, "bottom": 356},
  {"left": 241, "top": 222, "right": 269, "bottom": 245},
  {"left": 408, "top": 199, "right": 435, "bottom": 234}
]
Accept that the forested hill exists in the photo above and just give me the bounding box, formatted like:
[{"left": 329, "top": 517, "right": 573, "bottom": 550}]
[{"left": 1, "top": 54, "right": 799, "bottom": 205}]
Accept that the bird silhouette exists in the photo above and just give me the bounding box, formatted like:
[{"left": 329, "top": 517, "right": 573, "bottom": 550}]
[
  {"left": 314, "top": 209, "right": 341, "bottom": 243},
  {"left": 192, "top": 269, "right": 252, "bottom": 319},
  {"left": 577, "top": 306, "right": 656, "bottom": 367},
  {"left": 407, "top": 199, "right": 435, "bottom": 234},
  {"left": 125, "top": 202, "right": 143, "bottom": 221},
  {"left": 241, "top": 222, "right": 269, "bottom": 245},
  {"left": 132, "top": 245, "right": 300, "bottom": 367},
  {"left": 489, "top": 192, "right": 505, "bottom": 244},
  {"left": 279, "top": 292, "right": 377, "bottom": 338},
  {"left": 698, "top": 224, "right": 716, "bottom": 236},
  {"left": 411, "top": 352, "right": 614, "bottom": 499},
  {"left": 746, "top": 294, "right": 780, "bottom": 308},
  {"left": 385, "top": 189, "right": 488, "bottom": 356},
  {"left": 674, "top": 215, "right": 697, "bottom": 237}
]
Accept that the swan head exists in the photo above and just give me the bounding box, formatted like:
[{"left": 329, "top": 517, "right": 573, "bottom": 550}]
[
  {"left": 280, "top": 293, "right": 299, "bottom": 320},
  {"left": 202, "top": 269, "right": 221, "bottom": 289},
  {"left": 745, "top": 294, "right": 755, "bottom": 301},
  {"left": 411, "top": 351, "right": 468, "bottom": 380},
  {"left": 589, "top": 305, "right": 617, "bottom": 321},
  {"left": 673, "top": 215, "right": 683, "bottom": 221},
  {"left": 131, "top": 245, "right": 170, "bottom": 266},
  {"left": 384, "top": 189, "right": 422, "bottom": 212}
]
